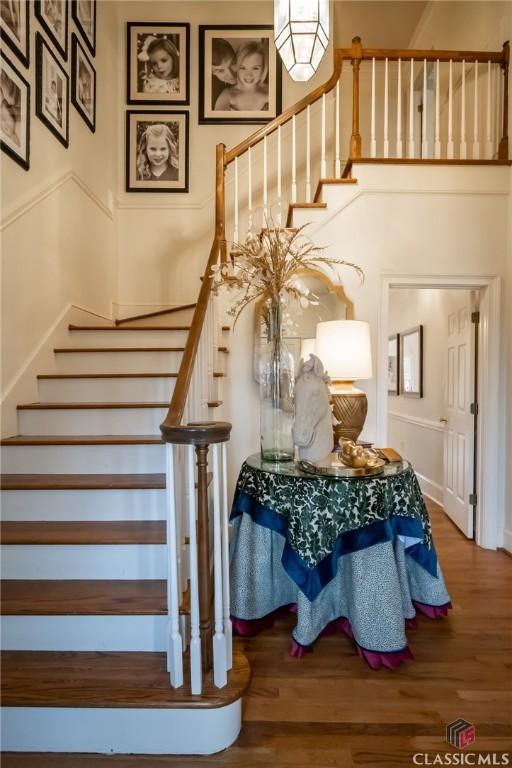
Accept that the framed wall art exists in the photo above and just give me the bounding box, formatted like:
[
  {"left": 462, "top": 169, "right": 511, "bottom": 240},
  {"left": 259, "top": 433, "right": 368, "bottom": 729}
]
[
  {"left": 0, "top": 0, "right": 30, "bottom": 67},
  {"left": 126, "top": 110, "right": 189, "bottom": 193},
  {"left": 0, "top": 52, "right": 30, "bottom": 169},
  {"left": 388, "top": 333, "right": 400, "bottom": 396},
  {"left": 71, "top": 32, "right": 95, "bottom": 131},
  {"left": 35, "top": 32, "right": 69, "bottom": 147},
  {"left": 199, "top": 25, "right": 282, "bottom": 124},
  {"left": 35, "top": 0, "right": 68, "bottom": 60},
  {"left": 72, "top": 0, "right": 95, "bottom": 55},
  {"left": 126, "top": 22, "right": 189, "bottom": 105},
  {"left": 400, "top": 325, "right": 423, "bottom": 398}
]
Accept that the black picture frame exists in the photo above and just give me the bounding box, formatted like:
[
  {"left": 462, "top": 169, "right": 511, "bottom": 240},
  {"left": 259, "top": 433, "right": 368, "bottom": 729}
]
[
  {"left": 126, "top": 22, "right": 190, "bottom": 106},
  {"left": 126, "top": 110, "right": 189, "bottom": 193},
  {"left": 71, "top": 32, "right": 95, "bottom": 131},
  {"left": 0, "top": 52, "right": 30, "bottom": 170},
  {"left": 35, "top": 0, "right": 68, "bottom": 61},
  {"left": 71, "top": 0, "right": 95, "bottom": 56},
  {"left": 199, "top": 24, "right": 282, "bottom": 125},
  {"left": 35, "top": 32, "right": 69, "bottom": 147},
  {"left": 388, "top": 333, "right": 400, "bottom": 396},
  {"left": 0, "top": 0, "right": 30, "bottom": 67},
  {"left": 400, "top": 325, "right": 424, "bottom": 398}
]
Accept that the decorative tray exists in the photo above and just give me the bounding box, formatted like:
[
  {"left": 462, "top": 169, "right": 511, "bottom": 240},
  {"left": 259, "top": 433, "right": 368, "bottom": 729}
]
[{"left": 299, "top": 453, "right": 385, "bottom": 479}]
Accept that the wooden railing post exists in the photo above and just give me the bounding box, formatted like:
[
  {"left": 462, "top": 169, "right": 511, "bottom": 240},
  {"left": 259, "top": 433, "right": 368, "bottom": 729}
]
[
  {"left": 350, "top": 36, "right": 363, "bottom": 159},
  {"left": 216, "top": 143, "right": 227, "bottom": 262},
  {"left": 498, "top": 40, "right": 509, "bottom": 160},
  {"left": 195, "top": 441, "right": 212, "bottom": 672}
]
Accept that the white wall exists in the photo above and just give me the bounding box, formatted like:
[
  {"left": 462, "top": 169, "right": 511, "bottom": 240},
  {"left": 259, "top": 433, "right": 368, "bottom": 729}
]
[
  {"left": 387, "top": 288, "right": 472, "bottom": 501},
  {"left": 1, "top": 1, "right": 119, "bottom": 433}
]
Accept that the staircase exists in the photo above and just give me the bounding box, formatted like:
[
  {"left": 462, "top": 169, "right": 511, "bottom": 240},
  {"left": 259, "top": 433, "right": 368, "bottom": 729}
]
[{"left": 0, "top": 307, "right": 250, "bottom": 755}]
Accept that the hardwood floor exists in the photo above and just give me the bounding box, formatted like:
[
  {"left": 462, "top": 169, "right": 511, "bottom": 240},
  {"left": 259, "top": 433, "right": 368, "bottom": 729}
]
[{"left": 3, "top": 501, "right": 512, "bottom": 767}]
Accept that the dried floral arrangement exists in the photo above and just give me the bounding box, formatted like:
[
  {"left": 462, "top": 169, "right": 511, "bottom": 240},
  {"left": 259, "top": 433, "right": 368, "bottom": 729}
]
[{"left": 211, "top": 223, "right": 363, "bottom": 327}]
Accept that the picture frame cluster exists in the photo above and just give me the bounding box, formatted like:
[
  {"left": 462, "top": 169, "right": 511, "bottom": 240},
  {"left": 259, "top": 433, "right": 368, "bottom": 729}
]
[{"left": 0, "top": 0, "right": 97, "bottom": 170}]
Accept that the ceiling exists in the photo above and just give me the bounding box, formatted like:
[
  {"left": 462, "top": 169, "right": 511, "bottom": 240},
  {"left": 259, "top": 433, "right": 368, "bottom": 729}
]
[{"left": 334, "top": 1, "right": 429, "bottom": 49}]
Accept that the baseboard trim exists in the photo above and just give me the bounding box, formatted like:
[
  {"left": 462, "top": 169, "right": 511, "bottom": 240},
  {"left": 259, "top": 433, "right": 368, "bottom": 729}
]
[
  {"left": 502, "top": 529, "right": 512, "bottom": 555},
  {"left": 416, "top": 472, "right": 444, "bottom": 505},
  {"left": 388, "top": 411, "right": 444, "bottom": 433}
]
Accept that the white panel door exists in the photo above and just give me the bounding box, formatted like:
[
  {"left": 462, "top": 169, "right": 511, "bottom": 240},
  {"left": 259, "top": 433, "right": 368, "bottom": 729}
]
[{"left": 442, "top": 304, "right": 474, "bottom": 537}]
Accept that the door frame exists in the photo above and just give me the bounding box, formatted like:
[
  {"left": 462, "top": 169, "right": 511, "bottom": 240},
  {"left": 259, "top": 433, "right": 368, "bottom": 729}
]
[{"left": 378, "top": 274, "right": 502, "bottom": 550}]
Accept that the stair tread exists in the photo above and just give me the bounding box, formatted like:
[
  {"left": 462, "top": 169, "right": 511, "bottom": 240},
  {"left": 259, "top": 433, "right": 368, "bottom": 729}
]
[
  {"left": 38, "top": 373, "right": 179, "bottom": 379},
  {"left": 54, "top": 347, "right": 185, "bottom": 353},
  {"left": 17, "top": 402, "right": 171, "bottom": 410},
  {"left": 0, "top": 473, "right": 165, "bottom": 490},
  {"left": 207, "top": 400, "right": 222, "bottom": 408},
  {"left": 1, "top": 435, "right": 164, "bottom": 446},
  {"left": 1, "top": 521, "right": 166, "bottom": 545},
  {"left": 1, "top": 650, "right": 250, "bottom": 708},
  {"left": 1, "top": 579, "right": 170, "bottom": 615},
  {"left": 68, "top": 325, "right": 190, "bottom": 331},
  {"left": 115, "top": 303, "right": 196, "bottom": 325}
]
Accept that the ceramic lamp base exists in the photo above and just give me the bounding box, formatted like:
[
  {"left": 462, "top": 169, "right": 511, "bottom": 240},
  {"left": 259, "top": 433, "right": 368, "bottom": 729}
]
[{"left": 331, "top": 382, "right": 368, "bottom": 444}]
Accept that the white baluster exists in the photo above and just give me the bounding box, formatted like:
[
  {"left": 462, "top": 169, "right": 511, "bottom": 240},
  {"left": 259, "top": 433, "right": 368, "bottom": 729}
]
[
  {"left": 383, "top": 58, "right": 389, "bottom": 158},
  {"left": 472, "top": 60, "right": 480, "bottom": 159},
  {"left": 495, "top": 64, "right": 501, "bottom": 157},
  {"left": 434, "top": 59, "right": 441, "bottom": 158},
  {"left": 485, "top": 60, "right": 492, "bottom": 159},
  {"left": 396, "top": 58, "right": 403, "bottom": 157},
  {"left": 263, "top": 133, "right": 268, "bottom": 220},
  {"left": 408, "top": 58, "right": 415, "bottom": 158},
  {"left": 447, "top": 59, "right": 454, "bottom": 159},
  {"left": 335, "top": 80, "right": 341, "bottom": 178},
  {"left": 221, "top": 442, "right": 232, "bottom": 669},
  {"left": 306, "top": 105, "right": 311, "bottom": 202},
  {"left": 460, "top": 61, "right": 467, "bottom": 159},
  {"left": 233, "top": 156, "right": 239, "bottom": 244},
  {"left": 212, "top": 444, "right": 227, "bottom": 688},
  {"left": 370, "top": 57, "right": 376, "bottom": 157},
  {"left": 187, "top": 444, "right": 202, "bottom": 694},
  {"left": 165, "top": 444, "right": 184, "bottom": 687},
  {"left": 247, "top": 146, "right": 253, "bottom": 235},
  {"left": 291, "top": 115, "right": 297, "bottom": 203},
  {"left": 321, "top": 93, "right": 327, "bottom": 178},
  {"left": 421, "top": 58, "right": 428, "bottom": 158},
  {"left": 277, "top": 124, "right": 282, "bottom": 226}
]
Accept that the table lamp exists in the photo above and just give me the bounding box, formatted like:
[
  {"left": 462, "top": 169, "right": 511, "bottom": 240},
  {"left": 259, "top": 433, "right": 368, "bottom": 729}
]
[{"left": 315, "top": 320, "right": 372, "bottom": 444}]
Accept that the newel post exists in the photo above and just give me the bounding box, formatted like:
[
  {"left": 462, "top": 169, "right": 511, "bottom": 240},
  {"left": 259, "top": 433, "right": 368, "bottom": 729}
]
[
  {"left": 498, "top": 41, "right": 509, "bottom": 160},
  {"left": 350, "top": 36, "right": 363, "bottom": 159}
]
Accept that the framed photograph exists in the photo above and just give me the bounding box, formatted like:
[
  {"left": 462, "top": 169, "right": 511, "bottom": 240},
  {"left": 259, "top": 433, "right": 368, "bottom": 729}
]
[
  {"left": 72, "top": 0, "right": 95, "bottom": 55},
  {"left": 0, "top": 0, "right": 30, "bottom": 67},
  {"left": 400, "top": 325, "right": 423, "bottom": 398},
  {"left": 126, "top": 110, "right": 189, "bottom": 193},
  {"left": 199, "top": 25, "right": 282, "bottom": 124},
  {"left": 127, "top": 23, "right": 189, "bottom": 105},
  {"left": 388, "top": 334, "right": 400, "bottom": 396},
  {"left": 35, "top": 0, "right": 68, "bottom": 60},
  {"left": 71, "top": 32, "right": 95, "bottom": 131},
  {"left": 35, "top": 32, "right": 69, "bottom": 147},
  {"left": 0, "top": 52, "right": 29, "bottom": 169}
]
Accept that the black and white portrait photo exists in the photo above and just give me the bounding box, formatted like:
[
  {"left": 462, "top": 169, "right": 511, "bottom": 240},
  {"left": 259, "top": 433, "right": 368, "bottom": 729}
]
[
  {"left": 127, "top": 22, "right": 189, "bottom": 105},
  {"left": 199, "top": 25, "right": 281, "bottom": 124},
  {"left": 72, "top": 0, "right": 96, "bottom": 55},
  {"left": 0, "top": 53, "right": 29, "bottom": 169},
  {"left": 36, "top": 32, "right": 69, "bottom": 147},
  {"left": 71, "top": 33, "right": 95, "bottom": 131},
  {"left": 35, "top": 0, "right": 68, "bottom": 60},
  {"left": 0, "top": 0, "right": 29, "bottom": 66},
  {"left": 126, "top": 110, "right": 189, "bottom": 193}
]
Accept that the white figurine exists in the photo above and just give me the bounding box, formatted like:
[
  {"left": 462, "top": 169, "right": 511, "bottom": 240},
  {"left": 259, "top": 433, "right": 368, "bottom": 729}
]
[{"left": 293, "top": 354, "right": 333, "bottom": 462}]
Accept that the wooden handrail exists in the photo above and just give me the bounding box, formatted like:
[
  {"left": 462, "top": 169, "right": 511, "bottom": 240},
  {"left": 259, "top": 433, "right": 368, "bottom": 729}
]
[{"left": 339, "top": 43, "right": 507, "bottom": 65}]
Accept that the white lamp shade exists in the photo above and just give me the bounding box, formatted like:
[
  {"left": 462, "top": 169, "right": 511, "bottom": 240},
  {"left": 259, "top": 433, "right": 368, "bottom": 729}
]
[
  {"left": 315, "top": 320, "right": 373, "bottom": 380},
  {"left": 300, "top": 338, "right": 316, "bottom": 359},
  {"left": 274, "top": 0, "right": 329, "bottom": 82}
]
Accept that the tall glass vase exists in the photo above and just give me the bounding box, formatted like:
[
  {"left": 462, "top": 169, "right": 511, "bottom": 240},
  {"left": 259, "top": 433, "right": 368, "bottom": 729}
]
[{"left": 259, "top": 298, "right": 295, "bottom": 462}]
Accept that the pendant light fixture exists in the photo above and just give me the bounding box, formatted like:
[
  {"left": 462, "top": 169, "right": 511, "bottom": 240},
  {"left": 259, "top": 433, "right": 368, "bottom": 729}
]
[{"left": 274, "top": 0, "right": 329, "bottom": 82}]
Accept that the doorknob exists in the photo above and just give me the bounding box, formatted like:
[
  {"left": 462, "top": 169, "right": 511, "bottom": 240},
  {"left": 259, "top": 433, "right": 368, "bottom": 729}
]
[{"left": 439, "top": 417, "right": 448, "bottom": 423}]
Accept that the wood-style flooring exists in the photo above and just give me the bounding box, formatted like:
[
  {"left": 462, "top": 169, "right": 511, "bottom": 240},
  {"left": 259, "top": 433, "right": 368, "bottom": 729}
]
[{"left": 3, "top": 500, "right": 512, "bottom": 767}]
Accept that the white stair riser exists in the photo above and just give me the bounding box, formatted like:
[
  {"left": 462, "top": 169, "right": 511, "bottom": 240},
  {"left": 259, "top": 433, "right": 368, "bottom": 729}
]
[
  {"left": 291, "top": 208, "right": 328, "bottom": 228},
  {"left": 1, "top": 444, "right": 166, "bottom": 474},
  {"left": 319, "top": 184, "right": 359, "bottom": 209},
  {"left": 68, "top": 330, "right": 189, "bottom": 347},
  {"left": 117, "top": 309, "right": 195, "bottom": 326},
  {"left": 38, "top": 377, "right": 177, "bottom": 403},
  {"left": 1, "top": 703, "right": 242, "bottom": 754},
  {"left": 1, "top": 615, "right": 169, "bottom": 651},
  {"left": 54, "top": 350, "right": 183, "bottom": 374},
  {"left": 0, "top": 489, "right": 166, "bottom": 521},
  {"left": 1, "top": 544, "right": 167, "bottom": 579},
  {"left": 18, "top": 407, "right": 169, "bottom": 436}
]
